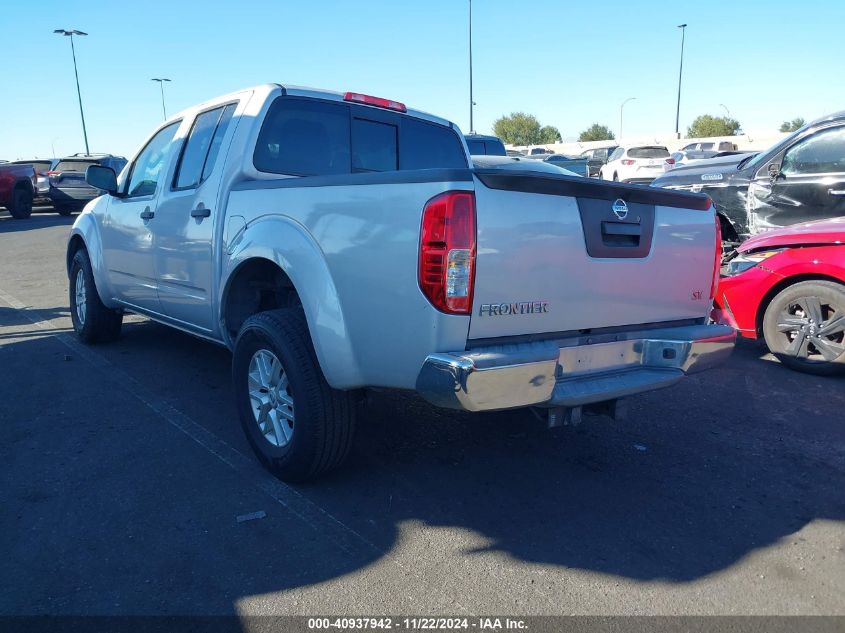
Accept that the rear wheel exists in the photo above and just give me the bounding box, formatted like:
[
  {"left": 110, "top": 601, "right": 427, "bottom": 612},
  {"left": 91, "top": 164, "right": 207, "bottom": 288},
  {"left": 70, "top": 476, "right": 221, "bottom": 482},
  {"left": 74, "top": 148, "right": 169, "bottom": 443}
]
[
  {"left": 8, "top": 186, "right": 33, "bottom": 219},
  {"left": 612, "top": 172, "right": 619, "bottom": 181},
  {"left": 69, "top": 249, "right": 123, "bottom": 343},
  {"left": 55, "top": 204, "right": 73, "bottom": 216},
  {"left": 233, "top": 308, "right": 356, "bottom": 482},
  {"left": 762, "top": 280, "right": 845, "bottom": 375}
]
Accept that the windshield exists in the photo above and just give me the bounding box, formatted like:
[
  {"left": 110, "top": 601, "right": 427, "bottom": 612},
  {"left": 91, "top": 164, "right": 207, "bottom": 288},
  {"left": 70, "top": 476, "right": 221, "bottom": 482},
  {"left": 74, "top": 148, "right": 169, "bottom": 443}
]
[{"left": 742, "top": 126, "right": 806, "bottom": 171}]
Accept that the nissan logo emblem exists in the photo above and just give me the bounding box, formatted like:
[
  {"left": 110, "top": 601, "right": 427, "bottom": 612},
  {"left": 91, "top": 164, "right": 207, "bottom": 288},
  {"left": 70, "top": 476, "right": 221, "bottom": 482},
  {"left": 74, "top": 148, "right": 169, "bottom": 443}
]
[{"left": 612, "top": 199, "right": 628, "bottom": 220}]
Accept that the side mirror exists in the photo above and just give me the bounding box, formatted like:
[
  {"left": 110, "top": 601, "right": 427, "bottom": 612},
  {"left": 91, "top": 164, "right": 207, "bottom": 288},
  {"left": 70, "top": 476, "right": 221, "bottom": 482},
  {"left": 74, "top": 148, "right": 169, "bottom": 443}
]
[
  {"left": 767, "top": 162, "right": 782, "bottom": 181},
  {"left": 85, "top": 164, "right": 118, "bottom": 195}
]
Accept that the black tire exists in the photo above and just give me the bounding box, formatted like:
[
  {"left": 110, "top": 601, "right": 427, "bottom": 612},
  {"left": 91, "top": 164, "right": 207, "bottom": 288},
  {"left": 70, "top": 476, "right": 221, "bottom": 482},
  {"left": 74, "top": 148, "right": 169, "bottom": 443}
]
[
  {"left": 8, "top": 186, "right": 33, "bottom": 219},
  {"left": 56, "top": 204, "right": 73, "bottom": 217},
  {"left": 233, "top": 308, "right": 356, "bottom": 482},
  {"left": 612, "top": 172, "right": 619, "bottom": 181},
  {"left": 762, "top": 280, "right": 845, "bottom": 376},
  {"left": 69, "top": 249, "right": 123, "bottom": 344}
]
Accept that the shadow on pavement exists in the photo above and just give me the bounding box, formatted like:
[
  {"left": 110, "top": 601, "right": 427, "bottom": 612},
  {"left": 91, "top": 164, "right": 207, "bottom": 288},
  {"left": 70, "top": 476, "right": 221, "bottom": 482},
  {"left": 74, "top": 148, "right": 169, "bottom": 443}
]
[
  {"left": 0, "top": 211, "right": 76, "bottom": 233},
  {"left": 1, "top": 317, "right": 843, "bottom": 614}
]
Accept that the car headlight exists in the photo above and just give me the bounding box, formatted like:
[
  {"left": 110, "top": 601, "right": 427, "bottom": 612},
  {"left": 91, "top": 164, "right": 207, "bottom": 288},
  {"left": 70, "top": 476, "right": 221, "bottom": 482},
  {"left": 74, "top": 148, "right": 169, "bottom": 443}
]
[{"left": 721, "top": 249, "right": 784, "bottom": 276}]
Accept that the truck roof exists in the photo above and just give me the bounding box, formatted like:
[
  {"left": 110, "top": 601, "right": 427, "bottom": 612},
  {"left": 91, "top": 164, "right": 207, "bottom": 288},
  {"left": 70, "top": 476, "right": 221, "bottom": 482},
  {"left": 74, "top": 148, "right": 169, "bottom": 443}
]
[{"left": 168, "top": 83, "right": 457, "bottom": 132}]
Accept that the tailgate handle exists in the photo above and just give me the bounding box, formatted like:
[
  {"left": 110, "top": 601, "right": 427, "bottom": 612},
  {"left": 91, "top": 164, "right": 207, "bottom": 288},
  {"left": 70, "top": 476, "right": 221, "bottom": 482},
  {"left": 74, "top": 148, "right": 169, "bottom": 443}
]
[
  {"left": 601, "top": 221, "right": 641, "bottom": 247},
  {"left": 602, "top": 221, "right": 641, "bottom": 236}
]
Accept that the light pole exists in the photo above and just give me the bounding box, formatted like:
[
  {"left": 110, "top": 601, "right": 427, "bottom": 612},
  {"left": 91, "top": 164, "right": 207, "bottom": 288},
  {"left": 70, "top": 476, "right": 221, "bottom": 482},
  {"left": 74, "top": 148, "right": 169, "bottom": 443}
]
[
  {"left": 719, "top": 103, "right": 730, "bottom": 118},
  {"left": 51, "top": 137, "right": 61, "bottom": 157},
  {"left": 151, "top": 78, "right": 172, "bottom": 120},
  {"left": 675, "top": 23, "right": 687, "bottom": 138},
  {"left": 54, "top": 29, "right": 90, "bottom": 155},
  {"left": 468, "top": 0, "right": 474, "bottom": 133},
  {"left": 620, "top": 97, "right": 636, "bottom": 140}
]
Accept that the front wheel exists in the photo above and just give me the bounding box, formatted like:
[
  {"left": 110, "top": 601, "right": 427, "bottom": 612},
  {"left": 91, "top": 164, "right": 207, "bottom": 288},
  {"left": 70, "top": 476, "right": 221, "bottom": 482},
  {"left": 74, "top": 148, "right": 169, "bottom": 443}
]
[
  {"left": 69, "top": 249, "right": 123, "bottom": 343},
  {"left": 762, "top": 280, "right": 845, "bottom": 375},
  {"left": 232, "top": 309, "right": 356, "bottom": 482}
]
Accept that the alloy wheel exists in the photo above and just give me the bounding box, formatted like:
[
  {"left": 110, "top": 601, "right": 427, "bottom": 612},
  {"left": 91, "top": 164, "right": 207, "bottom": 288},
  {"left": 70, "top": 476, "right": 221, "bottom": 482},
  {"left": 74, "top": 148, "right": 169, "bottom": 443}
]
[
  {"left": 776, "top": 295, "right": 845, "bottom": 362},
  {"left": 247, "top": 349, "right": 295, "bottom": 447},
  {"left": 74, "top": 268, "right": 87, "bottom": 326}
]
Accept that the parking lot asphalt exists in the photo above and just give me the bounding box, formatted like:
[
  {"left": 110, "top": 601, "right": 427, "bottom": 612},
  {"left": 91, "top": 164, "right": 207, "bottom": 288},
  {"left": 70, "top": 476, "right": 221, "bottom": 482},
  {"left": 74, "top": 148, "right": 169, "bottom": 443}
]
[{"left": 1, "top": 208, "right": 844, "bottom": 617}]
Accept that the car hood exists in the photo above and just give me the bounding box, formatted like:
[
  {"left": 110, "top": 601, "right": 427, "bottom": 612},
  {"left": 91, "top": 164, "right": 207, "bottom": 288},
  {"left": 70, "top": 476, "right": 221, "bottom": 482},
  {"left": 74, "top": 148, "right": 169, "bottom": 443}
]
[
  {"left": 738, "top": 217, "right": 845, "bottom": 252},
  {"left": 652, "top": 152, "right": 755, "bottom": 187}
]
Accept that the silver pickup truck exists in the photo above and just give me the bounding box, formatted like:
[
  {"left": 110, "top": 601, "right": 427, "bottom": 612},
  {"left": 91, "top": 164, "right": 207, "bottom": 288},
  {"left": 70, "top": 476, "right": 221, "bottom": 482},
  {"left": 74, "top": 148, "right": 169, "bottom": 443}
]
[{"left": 67, "top": 84, "right": 734, "bottom": 481}]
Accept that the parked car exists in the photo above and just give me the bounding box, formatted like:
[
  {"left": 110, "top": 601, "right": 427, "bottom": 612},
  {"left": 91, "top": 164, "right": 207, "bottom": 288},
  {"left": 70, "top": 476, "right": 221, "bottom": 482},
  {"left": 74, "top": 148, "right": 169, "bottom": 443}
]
[
  {"left": 464, "top": 134, "right": 507, "bottom": 156},
  {"left": 542, "top": 154, "right": 588, "bottom": 177},
  {"left": 0, "top": 163, "right": 36, "bottom": 219},
  {"left": 67, "top": 83, "right": 732, "bottom": 482},
  {"left": 599, "top": 145, "right": 675, "bottom": 184},
  {"left": 505, "top": 149, "right": 523, "bottom": 157},
  {"left": 580, "top": 146, "right": 618, "bottom": 178},
  {"left": 716, "top": 218, "right": 845, "bottom": 375},
  {"left": 522, "top": 147, "right": 554, "bottom": 157},
  {"left": 679, "top": 140, "right": 738, "bottom": 160},
  {"left": 652, "top": 111, "right": 845, "bottom": 242},
  {"left": 471, "top": 154, "right": 581, "bottom": 177},
  {"left": 49, "top": 154, "right": 128, "bottom": 215},
  {"left": 7, "top": 159, "right": 58, "bottom": 204}
]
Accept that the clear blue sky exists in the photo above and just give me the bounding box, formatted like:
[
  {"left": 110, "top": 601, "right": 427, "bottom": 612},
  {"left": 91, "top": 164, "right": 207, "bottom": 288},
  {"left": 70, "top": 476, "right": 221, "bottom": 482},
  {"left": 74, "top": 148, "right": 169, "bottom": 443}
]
[{"left": 1, "top": 0, "right": 843, "bottom": 159}]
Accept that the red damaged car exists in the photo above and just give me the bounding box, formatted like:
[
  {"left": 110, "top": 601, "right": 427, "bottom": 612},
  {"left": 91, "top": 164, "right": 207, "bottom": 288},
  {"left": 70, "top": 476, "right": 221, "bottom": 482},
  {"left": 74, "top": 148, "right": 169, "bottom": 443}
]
[{"left": 716, "top": 218, "right": 845, "bottom": 375}]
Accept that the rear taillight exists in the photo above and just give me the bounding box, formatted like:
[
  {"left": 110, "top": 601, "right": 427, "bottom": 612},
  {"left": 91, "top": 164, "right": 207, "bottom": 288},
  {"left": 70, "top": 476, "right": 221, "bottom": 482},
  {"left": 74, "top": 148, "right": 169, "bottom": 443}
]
[
  {"left": 419, "top": 191, "right": 476, "bottom": 314},
  {"left": 343, "top": 91, "right": 407, "bottom": 112},
  {"left": 46, "top": 170, "right": 59, "bottom": 177},
  {"left": 710, "top": 203, "right": 722, "bottom": 301},
  {"left": 621, "top": 159, "right": 635, "bottom": 165},
  {"left": 665, "top": 158, "right": 675, "bottom": 165}
]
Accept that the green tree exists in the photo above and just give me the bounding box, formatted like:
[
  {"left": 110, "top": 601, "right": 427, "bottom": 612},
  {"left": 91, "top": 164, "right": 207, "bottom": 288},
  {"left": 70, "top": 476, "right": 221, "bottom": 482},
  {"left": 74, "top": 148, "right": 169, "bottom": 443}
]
[
  {"left": 779, "top": 118, "right": 805, "bottom": 133},
  {"left": 493, "top": 112, "right": 542, "bottom": 146},
  {"left": 538, "top": 125, "right": 562, "bottom": 143},
  {"left": 686, "top": 114, "right": 741, "bottom": 138},
  {"left": 578, "top": 124, "right": 616, "bottom": 142}
]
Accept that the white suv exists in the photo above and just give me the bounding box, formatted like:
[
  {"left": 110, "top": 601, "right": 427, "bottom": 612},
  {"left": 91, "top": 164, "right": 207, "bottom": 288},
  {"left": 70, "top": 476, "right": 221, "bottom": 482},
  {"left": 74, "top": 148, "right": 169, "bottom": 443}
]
[{"left": 600, "top": 145, "right": 674, "bottom": 184}]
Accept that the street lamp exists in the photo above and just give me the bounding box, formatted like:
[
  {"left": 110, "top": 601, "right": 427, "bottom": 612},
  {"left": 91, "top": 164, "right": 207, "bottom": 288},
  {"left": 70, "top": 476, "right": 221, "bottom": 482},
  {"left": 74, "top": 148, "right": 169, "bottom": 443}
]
[
  {"left": 53, "top": 29, "right": 90, "bottom": 155},
  {"left": 675, "top": 23, "right": 687, "bottom": 138},
  {"left": 468, "top": 0, "right": 474, "bottom": 133},
  {"left": 620, "top": 97, "right": 636, "bottom": 139},
  {"left": 151, "top": 78, "right": 172, "bottom": 120},
  {"left": 719, "top": 103, "right": 731, "bottom": 118}
]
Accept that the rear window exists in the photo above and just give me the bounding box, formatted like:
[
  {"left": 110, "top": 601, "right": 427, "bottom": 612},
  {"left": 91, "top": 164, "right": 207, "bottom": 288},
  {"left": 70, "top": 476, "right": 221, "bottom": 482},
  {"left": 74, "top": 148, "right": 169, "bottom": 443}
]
[
  {"left": 254, "top": 97, "right": 466, "bottom": 176},
  {"left": 13, "top": 161, "right": 53, "bottom": 173},
  {"left": 466, "top": 139, "right": 506, "bottom": 157},
  {"left": 54, "top": 160, "right": 98, "bottom": 172},
  {"left": 402, "top": 119, "right": 467, "bottom": 169},
  {"left": 466, "top": 140, "right": 485, "bottom": 155},
  {"left": 628, "top": 146, "right": 670, "bottom": 159},
  {"left": 700, "top": 143, "right": 714, "bottom": 151}
]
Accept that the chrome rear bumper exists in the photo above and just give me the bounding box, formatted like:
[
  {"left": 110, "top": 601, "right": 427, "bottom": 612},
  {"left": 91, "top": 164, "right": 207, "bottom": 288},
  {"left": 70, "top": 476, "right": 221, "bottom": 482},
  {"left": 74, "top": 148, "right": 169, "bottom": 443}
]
[{"left": 416, "top": 324, "right": 735, "bottom": 412}]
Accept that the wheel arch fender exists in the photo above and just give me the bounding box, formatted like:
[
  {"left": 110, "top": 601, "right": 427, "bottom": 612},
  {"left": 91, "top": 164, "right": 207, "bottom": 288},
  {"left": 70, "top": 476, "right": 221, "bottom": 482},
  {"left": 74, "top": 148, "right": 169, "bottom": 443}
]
[
  {"left": 221, "top": 216, "right": 362, "bottom": 389},
  {"left": 66, "top": 217, "right": 117, "bottom": 308}
]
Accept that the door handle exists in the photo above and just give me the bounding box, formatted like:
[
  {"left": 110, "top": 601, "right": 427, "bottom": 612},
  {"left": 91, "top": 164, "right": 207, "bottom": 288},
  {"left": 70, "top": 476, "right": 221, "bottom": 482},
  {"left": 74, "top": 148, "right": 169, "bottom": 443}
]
[
  {"left": 828, "top": 189, "right": 845, "bottom": 197},
  {"left": 191, "top": 206, "right": 211, "bottom": 218},
  {"left": 139, "top": 207, "right": 155, "bottom": 220}
]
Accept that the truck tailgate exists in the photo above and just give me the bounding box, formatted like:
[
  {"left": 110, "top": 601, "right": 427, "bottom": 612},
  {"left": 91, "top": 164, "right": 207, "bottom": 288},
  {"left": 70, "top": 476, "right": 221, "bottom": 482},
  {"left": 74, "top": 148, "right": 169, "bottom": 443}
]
[{"left": 469, "top": 171, "right": 715, "bottom": 340}]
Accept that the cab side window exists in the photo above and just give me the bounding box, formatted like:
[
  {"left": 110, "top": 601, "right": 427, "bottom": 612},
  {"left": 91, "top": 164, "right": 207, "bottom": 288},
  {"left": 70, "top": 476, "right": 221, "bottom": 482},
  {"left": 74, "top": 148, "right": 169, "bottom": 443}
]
[
  {"left": 126, "top": 122, "right": 180, "bottom": 197},
  {"left": 174, "top": 103, "right": 237, "bottom": 189},
  {"left": 781, "top": 126, "right": 845, "bottom": 175},
  {"left": 608, "top": 147, "right": 624, "bottom": 161}
]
